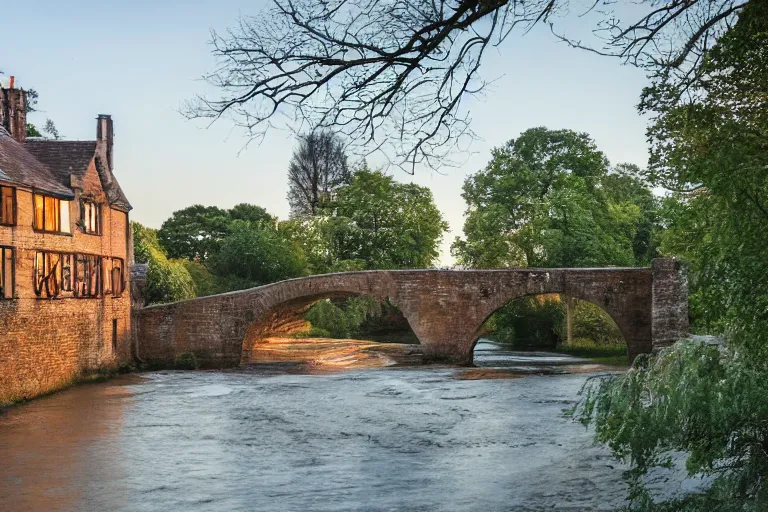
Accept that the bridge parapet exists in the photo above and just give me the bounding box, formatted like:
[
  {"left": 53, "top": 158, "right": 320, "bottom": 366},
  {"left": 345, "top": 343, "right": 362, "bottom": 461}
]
[{"left": 133, "top": 259, "right": 687, "bottom": 367}]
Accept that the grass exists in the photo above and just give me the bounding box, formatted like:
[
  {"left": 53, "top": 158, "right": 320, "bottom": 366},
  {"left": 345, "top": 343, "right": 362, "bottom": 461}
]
[{"left": 555, "top": 339, "right": 629, "bottom": 367}]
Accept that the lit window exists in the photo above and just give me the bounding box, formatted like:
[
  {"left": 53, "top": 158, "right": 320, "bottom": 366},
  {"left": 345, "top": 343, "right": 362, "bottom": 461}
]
[
  {"left": 0, "top": 246, "right": 14, "bottom": 299},
  {"left": 74, "top": 254, "right": 101, "bottom": 298},
  {"left": 80, "top": 200, "right": 101, "bottom": 235},
  {"left": 104, "top": 258, "right": 125, "bottom": 298},
  {"left": 34, "top": 251, "right": 72, "bottom": 298},
  {"left": 33, "top": 194, "right": 70, "bottom": 233},
  {"left": 0, "top": 186, "right": 15, "bottom": 225}
]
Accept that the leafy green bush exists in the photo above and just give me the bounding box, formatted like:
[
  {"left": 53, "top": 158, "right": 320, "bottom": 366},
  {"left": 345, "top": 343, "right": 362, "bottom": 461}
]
[
  {"left": 486, "top": 295, "right": 565, "bottom": 348},
  {"left": 133, "top": 222, "right": 195, "bottom": 305},
  {"left": 304, "top": 296, "right": 380, "bottom": 338},
  {"left": 572, "top": 300, "right": 624, "bottom": 346},
  {"left": 577, "top": 341, "right": 768, "bottom": 510},
  {"left": 174, "top": 352, "right": 200, "bottom": 370},
  {"left": 211, "top": 220, "right": 307, "bottom": 288}
]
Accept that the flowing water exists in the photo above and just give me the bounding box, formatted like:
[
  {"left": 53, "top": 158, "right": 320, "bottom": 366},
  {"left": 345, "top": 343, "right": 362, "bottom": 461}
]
[{"left": 0, "top": 340, "right": 701, "bottom": 511}]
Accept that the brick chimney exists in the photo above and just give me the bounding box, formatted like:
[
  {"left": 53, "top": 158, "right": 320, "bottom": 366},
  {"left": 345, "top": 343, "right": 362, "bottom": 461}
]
[
  {"left": 0, "top": 77, "right": 27, "bottom": 143},
  {"left": 97, "top": 114, "right": 113, "bottom": 169}
]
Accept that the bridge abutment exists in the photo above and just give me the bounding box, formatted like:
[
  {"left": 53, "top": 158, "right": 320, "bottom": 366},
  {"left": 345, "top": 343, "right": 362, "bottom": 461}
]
[{"left": 651, "top": 258, "right": 689, "bottom": 350}]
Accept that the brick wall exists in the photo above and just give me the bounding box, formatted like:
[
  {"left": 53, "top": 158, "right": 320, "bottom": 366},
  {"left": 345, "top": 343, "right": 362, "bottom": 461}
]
[
  {"left": 0, "top": 162, "right": 132, "bottom": 404},
  {"left": 136, "top": 263, "right": 684, "bottom": 368}
]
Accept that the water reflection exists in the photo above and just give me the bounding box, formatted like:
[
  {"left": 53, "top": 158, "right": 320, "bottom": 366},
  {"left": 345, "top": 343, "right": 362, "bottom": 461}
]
[
  {"left": 0, "top": 341, "right": 694, "bottom": 512},
  {"left": 0, "top": 376, "right": 135, "bottom": 511}
]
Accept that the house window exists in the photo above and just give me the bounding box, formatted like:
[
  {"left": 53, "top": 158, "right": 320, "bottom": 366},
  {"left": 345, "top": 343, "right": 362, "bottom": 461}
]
[
  {"left": 0, "top": 186, "right": 15, "bottom": 225},
  {"left": 104, "top": 257, "right": 125, "bottom": 298},
  {"left": 74, "top": 253, "right": 101, "bottom": 298},
  {"left": 34, "top": 251, "right": 72, "bottom": 298},
  {"left": 0, "top": 246, "right": 14, "bottom": 299},
  {"left": 33, "top": 194, "right": 70, "bottom": 233},
  {"left": 80, "top": 200, "right": 101, "bottom": 235}
]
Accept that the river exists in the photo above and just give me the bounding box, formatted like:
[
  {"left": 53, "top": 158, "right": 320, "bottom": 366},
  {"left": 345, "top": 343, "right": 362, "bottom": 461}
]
[{"left": 0, "top": 340, "right": 701, "bottom": 511}]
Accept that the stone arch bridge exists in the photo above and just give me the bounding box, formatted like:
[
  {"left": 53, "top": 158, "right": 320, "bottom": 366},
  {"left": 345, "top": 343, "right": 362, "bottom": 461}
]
[{"left": 134, "top": 258, "right": 688, "bottom": 367}]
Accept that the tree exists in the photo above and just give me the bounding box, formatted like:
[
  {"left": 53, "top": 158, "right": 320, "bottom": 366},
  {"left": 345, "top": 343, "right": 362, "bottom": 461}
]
[
  {"left": 452, "top": 127, "right": 654, "bottom": 269},
  {"left": 282, "top": 167, "right": 448, "bottom": 270},
  {"left": 577, "top": 3, "right": 768, "bottom": 509},
  {"left": 211, "top": 220, "right": 307, "bottom": 288},
  {"left": 187, "top": 0, "right": 746, "bottom": 170},
  {"left": 229, "top": 203, "right": 274, "bottom": 225},
  {"left": 158, "top": 205, "right": 232, "bottom": 262},
  {"left": 287, "top": 131, "right": 351, "bottom": 217},
  {"left": 332, "top": 169, "right": 449, "bottom": 268},
  {"left": 132, "top": 222, "right": 196, "bottom": 305}
]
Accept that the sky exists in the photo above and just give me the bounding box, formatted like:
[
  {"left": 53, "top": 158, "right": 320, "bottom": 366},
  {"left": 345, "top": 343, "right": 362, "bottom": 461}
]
[{"left": 1, "top": 0, "right": 652, "bottom": 265}]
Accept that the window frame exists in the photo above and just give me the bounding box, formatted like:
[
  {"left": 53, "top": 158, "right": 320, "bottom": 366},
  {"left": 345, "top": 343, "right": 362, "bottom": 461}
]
[
  {"left": 104, "top": 257, "right": 125, "bottom": 298},
  {"left": 0, "top": 185, "right": 16, "bottom": 226},
  {"left": 0, "top": 246, "right": 15, "bottom": 299},
  {"left": 34, "top": 251, "right": 73, "bottom": 299},
  {"left": 73, "top": 253, "right": 102, "bottom": 298},
  {"left": 32, "top": 193, "right": 71, "bottom": 234},
  {"left": 79, "top": 199, "right": 102, "bottom": 235}
]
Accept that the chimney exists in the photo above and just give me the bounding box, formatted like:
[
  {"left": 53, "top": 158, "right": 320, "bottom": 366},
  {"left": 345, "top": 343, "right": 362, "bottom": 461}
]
[
  {"left": 0, "top": 77, "right": 27, "bottom": 143},
  {"left": 97, "top": 114, "right": 113, "bottom": 169}
]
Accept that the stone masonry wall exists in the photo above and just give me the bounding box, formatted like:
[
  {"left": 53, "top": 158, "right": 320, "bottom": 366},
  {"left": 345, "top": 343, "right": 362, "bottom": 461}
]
[
  {"left": 0, "top": 178, "right": 132, "bottom": 404},
  {"left": 135, "top": 263, "right": 682, "bottom": 368},
  {"left": 652, "top": 258, "right": 690, "bottom": 349}
]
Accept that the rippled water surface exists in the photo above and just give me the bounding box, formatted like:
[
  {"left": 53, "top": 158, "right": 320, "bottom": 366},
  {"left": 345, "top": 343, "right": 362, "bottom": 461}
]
[{"left": 0, "top": 340, "right": 696, "bottom": 511}]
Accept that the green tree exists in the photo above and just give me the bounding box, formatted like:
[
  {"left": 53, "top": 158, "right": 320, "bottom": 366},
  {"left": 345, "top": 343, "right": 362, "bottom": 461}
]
[
  {"left": 158, "top": 205, "right": 232, "bottom": 262},
  {"left": 211, "top": 220, "right": 307, "bottom": 289},
  {"left": 331, "top": 169, "right": 448, "bottom": 269},
  {"left": 132, "top": 222, "right": 195, "bottom": 305},
  {"left": 229, "top": 203, "right": 274, "bottom": 225},
  {"left": 579, "top": 3, "right": 768, "bottom": 509},
  {"left": 452, "top": 128, "right": 655, "bottom": 269}
]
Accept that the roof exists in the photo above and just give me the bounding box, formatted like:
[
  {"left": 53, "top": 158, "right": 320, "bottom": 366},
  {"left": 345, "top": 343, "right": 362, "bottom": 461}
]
[
  {"left": 0, "top": 129, "right": 74, "bottom": 198},
  {"left": 25, "top": 140, "right": 96, "bottom": 184},
  {"left": 26, "top": 139, "right": 132, "bottom": 211}
]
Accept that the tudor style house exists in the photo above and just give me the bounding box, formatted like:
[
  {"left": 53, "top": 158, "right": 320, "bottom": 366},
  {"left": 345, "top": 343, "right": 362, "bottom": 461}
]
[{"left": 0, "top": 81, "right": 132, "bottom": 404}]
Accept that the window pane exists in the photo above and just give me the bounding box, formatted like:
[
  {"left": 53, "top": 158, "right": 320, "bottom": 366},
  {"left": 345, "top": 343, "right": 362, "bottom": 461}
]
[
  {"left": 60, "top": 201, "right": 70, "bottom": 233},
  {"left": 1, "top": 187, "right": 13, "bottom": 224},
  {"left": 44, "top": 196, "right": 58, "bottom": 231},
  {"left": 103, "top": 258, "right": 112, "bottom": 293},
  {"left": 34, "top": 195, "right": 44, "bottom": 229},
  {"left": 61, "top": 255, "right": 72, "bottom": 292}
]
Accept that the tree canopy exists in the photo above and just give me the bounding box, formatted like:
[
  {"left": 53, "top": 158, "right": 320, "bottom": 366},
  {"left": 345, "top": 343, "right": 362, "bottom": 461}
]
[
  {"left": 284, "top": 167, "right": 449, "bottom": 271},
  {"left": 452, "top": 127, "right": 657, "bottom": 268},
  {"left": 577, "top": 3, "right": 768, "bottom": 509}
]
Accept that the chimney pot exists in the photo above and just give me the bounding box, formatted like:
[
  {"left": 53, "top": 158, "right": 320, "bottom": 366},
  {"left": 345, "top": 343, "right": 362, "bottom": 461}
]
[{"left": 9, "top": 76, "right": 14, "bottom": 89}]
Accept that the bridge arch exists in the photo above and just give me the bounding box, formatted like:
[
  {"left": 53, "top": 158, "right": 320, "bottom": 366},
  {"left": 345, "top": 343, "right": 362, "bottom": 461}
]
[
  {"left": 133, "top": 259, "right": 687, "bottom": 368},
  {"left": 239, "top": 289, "right": 419, "bottom": 364},
  {"left": 469, "top": 292, "right": 629, "bottom": 357}
]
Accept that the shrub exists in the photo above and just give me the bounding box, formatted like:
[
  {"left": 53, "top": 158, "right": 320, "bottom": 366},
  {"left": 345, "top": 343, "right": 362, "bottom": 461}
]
[{"left": 576, "top": 341, "right": 768, "bottom": 510}]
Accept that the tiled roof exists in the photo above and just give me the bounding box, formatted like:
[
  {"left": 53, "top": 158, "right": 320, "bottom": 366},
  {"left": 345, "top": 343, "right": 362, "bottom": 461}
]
[
  {"left": 26, "top": 139, "right": 132, "bottom": 211},
  {"left": 25, "top": 140, "right": 96, "bottom": 184},
  {"left": 0, "top": 129, "right": 74, "bottom": 198}
]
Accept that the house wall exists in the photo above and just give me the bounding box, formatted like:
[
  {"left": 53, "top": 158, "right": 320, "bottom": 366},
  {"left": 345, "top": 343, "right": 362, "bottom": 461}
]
[{"left": 0, "top": 165, "right": 132, "bottom": 404}]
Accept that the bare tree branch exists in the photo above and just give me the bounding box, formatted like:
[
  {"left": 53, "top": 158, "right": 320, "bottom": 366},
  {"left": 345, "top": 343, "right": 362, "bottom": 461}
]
[{"left": 186, "top": 0, "right": 748, "bottom": 172}]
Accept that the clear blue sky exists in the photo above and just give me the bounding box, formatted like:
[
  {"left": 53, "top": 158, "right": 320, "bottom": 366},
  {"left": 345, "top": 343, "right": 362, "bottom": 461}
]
[{"left": 1, "top": 0, "right": 651, "bottom": 265}]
